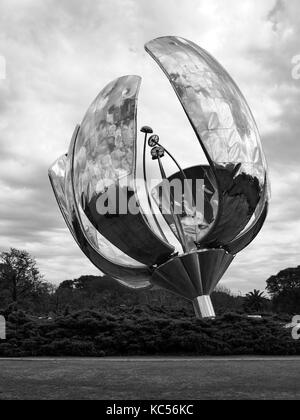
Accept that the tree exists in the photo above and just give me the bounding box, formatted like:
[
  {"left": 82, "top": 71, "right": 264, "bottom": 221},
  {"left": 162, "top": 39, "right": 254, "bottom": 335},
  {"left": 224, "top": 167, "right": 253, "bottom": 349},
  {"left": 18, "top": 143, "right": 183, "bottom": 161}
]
[
  {"left": 212, "top": 287, "right": 244, "bottom": 314},
  {"left": 266, "top": 267, "right": 300, "bottom": 314},
  {"left": 59, "top": 280, "right": 75, "bottom": 290},
  {"left": 0, "top": 248, "right": 45, "bottom": 304},
  {"left": 244, "top": 290, "right": 269, "bottom": 313},
  {"left": 266, "top": 267, "right": 300, "bottom": 296}
]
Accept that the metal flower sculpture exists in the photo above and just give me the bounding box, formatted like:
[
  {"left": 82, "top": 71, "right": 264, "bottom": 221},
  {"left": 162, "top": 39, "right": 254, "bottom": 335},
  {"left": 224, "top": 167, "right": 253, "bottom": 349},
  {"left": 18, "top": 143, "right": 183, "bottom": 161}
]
[{"left": 49, "top": 37, "right": 270, "bottom": 319}]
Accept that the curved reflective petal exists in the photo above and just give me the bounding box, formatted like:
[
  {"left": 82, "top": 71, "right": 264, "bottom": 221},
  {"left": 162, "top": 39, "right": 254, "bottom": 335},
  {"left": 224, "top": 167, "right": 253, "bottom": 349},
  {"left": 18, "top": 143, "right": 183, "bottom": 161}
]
[
  {"left": 145, "top": 37, "right": 269, "bottom": 249},
  {"left": 49, "top": 150, "right": 152, "bottom": 289},
  {"left": 226, "top": 202, "right": 269, "bottom": 255},
  {"left": 49, "top": 155, "right": 77, "bottom": 244},
  {"left": 67, "top": 127, "right": 145, "bottom": 268},
  {"left": 73, "top": 75, "right": 174, "bottom": 265},
  {"left": 225, "top": 175, "right": 270, "bottom": 254}
]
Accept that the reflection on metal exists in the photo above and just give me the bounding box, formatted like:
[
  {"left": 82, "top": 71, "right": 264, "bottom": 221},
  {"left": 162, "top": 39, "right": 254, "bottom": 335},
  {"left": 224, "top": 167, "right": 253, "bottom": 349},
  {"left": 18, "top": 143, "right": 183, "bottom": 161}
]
[
  {"left": 193, "top": 296, "right": 216, "bottom": 319},
  {"left": 49, "top": 129, "right": 152, "bottom": 289},
  {"left": 226, "top": 202, "right": 269, "bottom": 255},
  {"left": 152, "top": 165, "right": 218, "bottom": 250},
  {"left": 49, "top": 36, "right": 270, "bottom": 319},
  {"left": 73, "top": 76, "right": 174, "bottom": 266},
  {"left": 152, "top": 249, "right": 234, "bottom": 298},
  {"left": 145, "top": 37, "right": 269, "bottom": 247}
]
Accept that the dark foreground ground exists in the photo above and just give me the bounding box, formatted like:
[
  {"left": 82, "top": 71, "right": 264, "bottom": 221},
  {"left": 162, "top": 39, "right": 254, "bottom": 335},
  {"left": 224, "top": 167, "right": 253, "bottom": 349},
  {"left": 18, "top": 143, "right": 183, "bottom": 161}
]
[{"left": 0, "top": 357, "right": 299, "bottom": 400}]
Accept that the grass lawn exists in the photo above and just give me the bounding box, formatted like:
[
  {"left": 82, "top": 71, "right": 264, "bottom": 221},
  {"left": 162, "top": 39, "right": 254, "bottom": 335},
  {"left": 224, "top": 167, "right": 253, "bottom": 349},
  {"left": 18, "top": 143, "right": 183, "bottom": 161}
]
[{"left": 0, "top": 357, "right": 299, "bottom": 400}]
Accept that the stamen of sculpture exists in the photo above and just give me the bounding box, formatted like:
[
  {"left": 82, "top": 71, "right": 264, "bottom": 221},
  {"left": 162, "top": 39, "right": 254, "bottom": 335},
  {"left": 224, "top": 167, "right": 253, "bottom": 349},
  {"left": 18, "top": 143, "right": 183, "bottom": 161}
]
[{"left": 49, "top": 36, "right": 270, "bottom": 319}]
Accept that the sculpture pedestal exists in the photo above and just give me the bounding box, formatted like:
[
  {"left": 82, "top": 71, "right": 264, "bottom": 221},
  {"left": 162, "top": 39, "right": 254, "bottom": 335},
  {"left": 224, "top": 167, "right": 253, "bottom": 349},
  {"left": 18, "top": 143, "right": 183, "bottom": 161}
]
[
  {"left": 193, "top": 296, "right": 216, "bottom": 319},
  {"left": 151, "top": 249, "right": 233, "bottom": 319}
]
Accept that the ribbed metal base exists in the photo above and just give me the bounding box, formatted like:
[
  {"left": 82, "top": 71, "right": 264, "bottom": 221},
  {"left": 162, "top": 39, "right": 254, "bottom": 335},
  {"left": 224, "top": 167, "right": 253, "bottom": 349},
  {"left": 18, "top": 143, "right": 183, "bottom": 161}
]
[{"left": 151, "top": 249, "right": 234, "bottom": 319}]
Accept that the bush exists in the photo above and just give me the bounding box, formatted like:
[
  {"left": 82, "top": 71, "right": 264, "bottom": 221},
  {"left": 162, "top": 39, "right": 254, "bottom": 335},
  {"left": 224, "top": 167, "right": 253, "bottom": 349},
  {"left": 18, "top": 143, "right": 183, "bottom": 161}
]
[{"left": 0, "top": 308, "right": 299, "bottom": 357}]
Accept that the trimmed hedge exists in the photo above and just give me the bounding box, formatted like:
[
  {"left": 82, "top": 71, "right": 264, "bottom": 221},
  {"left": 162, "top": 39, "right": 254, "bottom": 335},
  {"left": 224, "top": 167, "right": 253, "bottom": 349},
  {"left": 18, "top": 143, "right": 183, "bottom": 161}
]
[{"left": 0, "top": 308, "right": 299, "bottom": 357}]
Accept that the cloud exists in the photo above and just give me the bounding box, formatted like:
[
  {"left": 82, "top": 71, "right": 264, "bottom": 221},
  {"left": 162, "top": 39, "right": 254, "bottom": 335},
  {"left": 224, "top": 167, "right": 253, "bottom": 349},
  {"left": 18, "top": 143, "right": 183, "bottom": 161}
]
[{"left": 0, "top": 0, "right": 299, "bottom": 293}]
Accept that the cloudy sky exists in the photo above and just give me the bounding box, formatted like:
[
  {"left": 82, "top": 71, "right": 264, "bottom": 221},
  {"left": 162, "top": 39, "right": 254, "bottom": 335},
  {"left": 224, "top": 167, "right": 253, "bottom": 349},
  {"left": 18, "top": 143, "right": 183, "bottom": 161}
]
[{"left": 0, "top": 0, "right": 299, "bottom": 294}]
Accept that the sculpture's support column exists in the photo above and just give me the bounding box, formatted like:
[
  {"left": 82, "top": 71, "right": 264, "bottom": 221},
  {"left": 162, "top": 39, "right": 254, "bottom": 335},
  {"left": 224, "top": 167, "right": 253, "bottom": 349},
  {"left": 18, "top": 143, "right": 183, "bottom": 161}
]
[{"left": 193, "top": 296, "right": 216, "bottom": 319}]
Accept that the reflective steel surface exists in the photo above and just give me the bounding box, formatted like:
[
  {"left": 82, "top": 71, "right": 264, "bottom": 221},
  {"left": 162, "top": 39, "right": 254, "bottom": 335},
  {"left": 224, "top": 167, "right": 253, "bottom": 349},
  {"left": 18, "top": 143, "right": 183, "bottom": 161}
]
[
  {"left": 226, "top": 202, "right": 269, "bottom": 255},
  {"left": 152, "top": 165, "right": 218, "bottom": 250},
  {"left": 67, "top": 127, "right": 146, "bottom": 268},
  {"left": 74, "top": 76, "right": 140, "bottom": 200},
  {"left": 49, "top": 128, "right": 153, "bottom": 290},
  {"left": 152, "top": 249, "right": 234, "bottom": 300},
  {"left": 72, "top": 76, "right": 174, "bottom": 265},
  {"left": 145, "top": 36, "right": 270, "bottom": 248}
]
